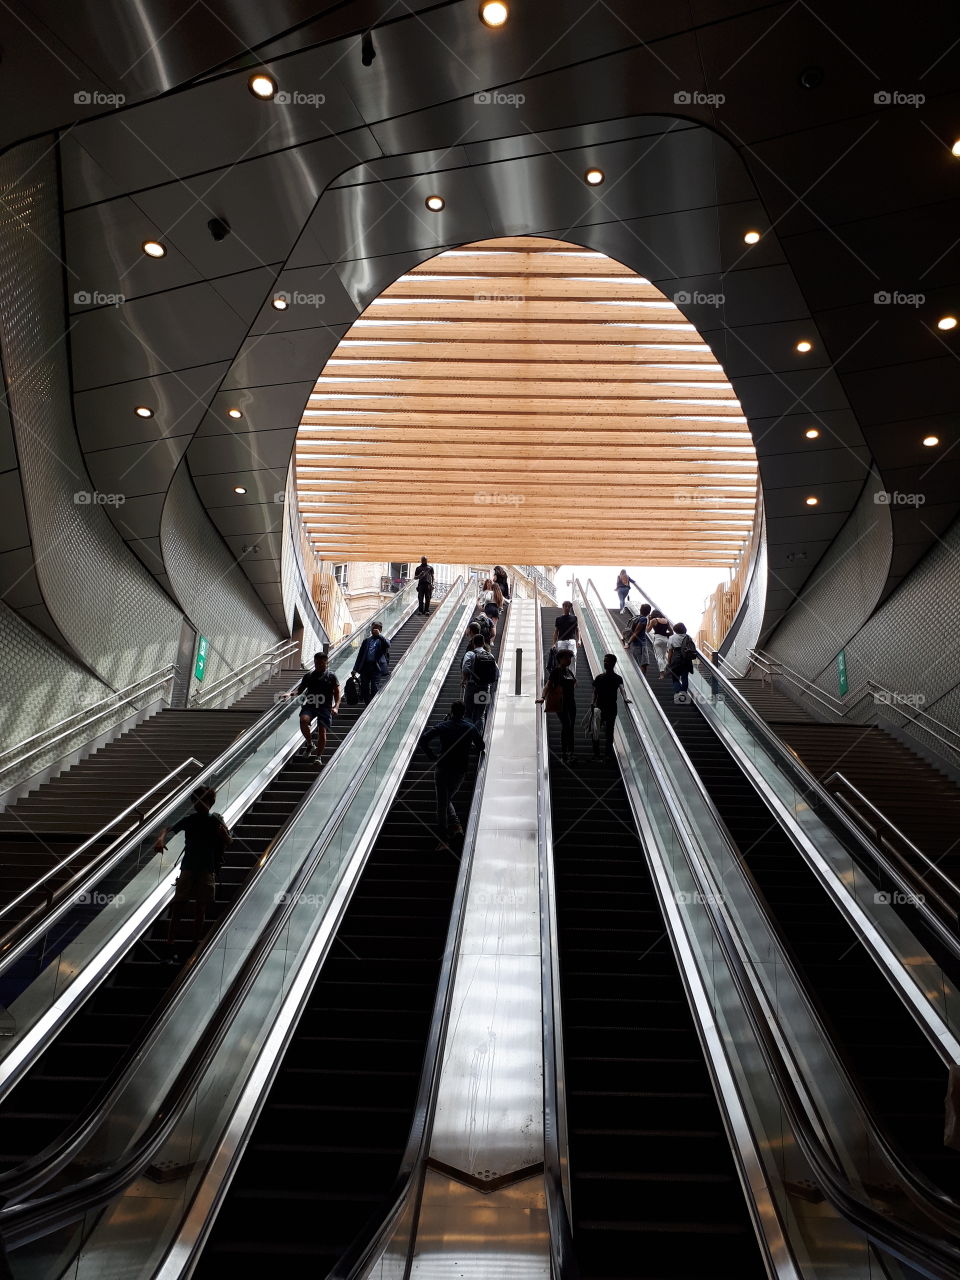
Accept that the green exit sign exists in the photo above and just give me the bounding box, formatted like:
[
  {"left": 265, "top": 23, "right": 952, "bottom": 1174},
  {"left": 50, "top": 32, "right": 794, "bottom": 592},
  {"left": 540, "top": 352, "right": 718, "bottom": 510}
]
[
  {"left": 837, "top": 648, "right": 848, "bottom": 696},
  {"left": 194, "top": 636, "right": 209, "bottom": 682}
]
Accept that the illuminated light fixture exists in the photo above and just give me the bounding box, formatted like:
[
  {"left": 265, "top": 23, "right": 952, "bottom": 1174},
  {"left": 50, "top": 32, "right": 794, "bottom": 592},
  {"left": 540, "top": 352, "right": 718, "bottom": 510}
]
[
  {"left": 795, "top": 339, "right": 813, "bottom": 353},
  {"left": 134, "top": 405, "right": 153, "bottom": 418},
  {"left": 923, "top": 435, "right": 940, "bottom": 447},
  {"left": 234, "top": 485, "right": 247, "bottom": 494},
  {"left": 248, "top": 72, "right": 277, "bottom": 100},
  {"left": 141, "top": 240, "right": 165, "bottom": 258},
  {"left": 743, "top": 230, "right": 761, "bottom": 245},
  {"left": 804, "top": 427, "right": 820, "bottom": 439},
  {"left": 425, "top": 195, "right": 445, "bottom": 211},
  {"left": 479, "top": 1, "right": 509, "bottom": 26},
  {"left": 227, "top": 407, "right": 243, "bottom": 419},
  {"left": 937, "top": 315, "right": 957, "bottom": 331},
  {"left": 271, "top": 294, "right": 289, "bottom": 310},
  {"left": 805, "top": 496, "right": 819, "bottom": 506},
  {"left": 952, "top": 139, "right": 960, "bottom": 157},
  {"left": 584, "top": 168, "right": 605, "bottom": 186}
]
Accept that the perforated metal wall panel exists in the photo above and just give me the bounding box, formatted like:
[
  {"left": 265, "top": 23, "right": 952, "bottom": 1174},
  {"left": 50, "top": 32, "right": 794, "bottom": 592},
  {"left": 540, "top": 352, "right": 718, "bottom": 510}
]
[
  {"left": 723, "top": 530, "right": 768, "bottom": 677},
  {"left": 160, "top": 466, "right": 282, "bottom": 698},
  {"left": 766, "top": 469, "right": 893, "bottom": 682},
  {"left": 0, "top": 138, "right": 183, "bottom": 688}
]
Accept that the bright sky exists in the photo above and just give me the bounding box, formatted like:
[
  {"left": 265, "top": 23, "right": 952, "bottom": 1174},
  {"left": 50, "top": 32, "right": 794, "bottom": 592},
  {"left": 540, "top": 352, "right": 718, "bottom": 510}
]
[{"left": 556, "top": 564, "right": 727, "bottom": 632}]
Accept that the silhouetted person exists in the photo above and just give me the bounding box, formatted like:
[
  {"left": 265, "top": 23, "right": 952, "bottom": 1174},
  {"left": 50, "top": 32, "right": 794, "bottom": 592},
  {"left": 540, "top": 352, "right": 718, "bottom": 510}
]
[
  {"left": 667, "top": 622, "right": 696, "bottom": 696},
  {"left": 539, "top": 647, "right": 577, "bottom": 765},
  {"left": 625, "top": 603, "right": 653, "bottom": 673},
  {"left": 352, "top": 621, "right": 390, "bottom": 703},
  {"left": 415, "top": 556, "right": 435, "bottom": 614},
  {"left": 286, "top": 651, "right": 340, "bottom": 761},
  {"left": 419, "top": 701, "right": 485, "bottom": 849},
  {"left": 461, "top": 631, "right": 500, "bottom": 731},
  {"left": 592, "top": 652, "right": 624, "bottom": 761},
  {"left": 154, "top": 787, "right": 231, "bottom": 956}
]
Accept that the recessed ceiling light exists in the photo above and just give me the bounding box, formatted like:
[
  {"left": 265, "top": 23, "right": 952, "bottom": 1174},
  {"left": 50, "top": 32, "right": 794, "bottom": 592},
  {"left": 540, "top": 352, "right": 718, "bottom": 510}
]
[
  {"left": 743, "top": 230, "right": 761, "bottom": 245},
  {"left": 923, "top": 435, "right": 940, "bottom": 447},
  {"left": 248, "top": 73, "right": 277, "bottom": 100},
  {"left": 227, "top": 408, "right": 243, "bottom": 420},
  {"left": 795, "top": 339, "right": 813, "bottom": 353},
  {"left": 425, "top": 195, "right": 445, "bottom": 211},
  {"left": 805, "top": 496, "right": 819, "bottom": 506},
  {"left": 134, "top": 405, "right": 153, "bottom": 418},
  {"left": 479, "top": 1, "right": 508, "bottom": 26},
  {"left": 937, "top": 315, "right": 957, "bottom": 331},
  {"left": 271, "top": 294, "right": 289, "bottom": 310},
  {"left": 234, "top": 485, "right": 247, "bottom": 495},
  {"left": 142, "top": 240, "right": 165, "bottom": 258},
  {"left": 805, "top": 427, "right": 820, "bottom": 439},
  {"left": 952, "top": 139, "right": 960, "bottom": 157},
  {"left": 584, "top": 168, "right": 605, "bottom": 186}
]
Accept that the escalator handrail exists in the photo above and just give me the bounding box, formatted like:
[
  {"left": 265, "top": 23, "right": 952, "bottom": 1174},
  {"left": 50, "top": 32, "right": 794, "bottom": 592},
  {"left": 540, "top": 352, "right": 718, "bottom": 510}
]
[
  {"left": 0, "top": 579, "right": 464, "bottom": 1232},
  {"left": 581, "top": 583, "right": 960, "bottom": 1276},
  {"left": 621, "top": 596, "right": 960, "bottom": 974},
  {"left": 0, "top": 581, "right": 421, "bottom": 980},
  {"left": 327, "top": 608, "right": 508, "bottom": 1279},
  {"left": 532, "top": 590, "right": 580, "bottom": 1280}
]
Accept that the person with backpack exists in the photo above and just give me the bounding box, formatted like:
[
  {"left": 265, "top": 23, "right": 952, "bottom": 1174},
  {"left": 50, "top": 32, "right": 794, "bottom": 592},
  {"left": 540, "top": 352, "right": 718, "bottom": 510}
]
[
  {"left": 552, "top": 600, "right": 580, "bottom": 676},
  {"left": 154, "top": 786, "right": 231, "bottom": 955},
  {"left": 538, "top": 647, "right": 578, "bottom": 765},
  {"left": 624, "top": 603, "right": 654, "bottom": 674},
  {"left": 352, "top": 621, "right": 390, "bottom": 704},
  {"left": 414, "top": 556, "right": 435, "bottom": 614},
  {"left": 592, "top": 652, "right": 625, "bottom": 761},
  {"left": 461, "top": 632, "right": 500, "bottom": 731},
  {"left": 616, "top": 569, "right": 639, "bottom": 613},
  {"left": 647, "top": 609, "right": 673, "bottom": 678},
  {"left": 478, "top": 578, "right": 504, "bottom": 640},
  {"left": 419, "top": 701, "right": 486, "bottom": 849},
  {"left": 667, "top": 622, "right": 697, "bottom": 695},
  {"left": 286, "top": 651, "right": 340, "bottom": 761},
  {"left": 466, "top": 620, "right": 493, "bottom": 652}
]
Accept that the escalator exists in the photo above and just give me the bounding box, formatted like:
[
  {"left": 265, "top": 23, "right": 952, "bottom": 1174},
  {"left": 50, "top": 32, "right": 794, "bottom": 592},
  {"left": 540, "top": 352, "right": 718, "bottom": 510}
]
[
  {"left": 540, "top": 610, "right": 766, "bottom": 1279},
  {"left": 625, "top": 609, "right": 960, "bottom": 1201},
  {"left": 0, "top": 609, "right": 431, "bottom": 1179},
  {"left": 193, "top": 618, "right": 502, "bottom": 1276}
]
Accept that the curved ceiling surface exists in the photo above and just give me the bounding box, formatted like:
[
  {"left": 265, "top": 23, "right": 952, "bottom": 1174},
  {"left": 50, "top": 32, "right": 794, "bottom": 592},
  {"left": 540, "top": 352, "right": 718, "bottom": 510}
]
[{"left": 296, "top": 235, "right": 757, "bottom": 565}]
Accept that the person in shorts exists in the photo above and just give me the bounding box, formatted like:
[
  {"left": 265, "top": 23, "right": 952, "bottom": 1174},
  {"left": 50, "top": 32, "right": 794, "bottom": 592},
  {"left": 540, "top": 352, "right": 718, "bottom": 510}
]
[
  {"left": 287, "top": 651, "right": 340, "bottom": 761},
  {"left": 154, "top": 786, "right": 231, "bottom": 953}
]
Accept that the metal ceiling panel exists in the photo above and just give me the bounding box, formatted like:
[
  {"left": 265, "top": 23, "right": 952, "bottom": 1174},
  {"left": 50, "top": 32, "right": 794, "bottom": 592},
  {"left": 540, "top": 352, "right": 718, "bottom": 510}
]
[
  {"left": 332, "top": 246, "right": 451, "bottom": 313},
  {"left": 84, "top": 435, "right": 192, "bottom": 497},
  {"left": 221, "top": 532, "right": 282, "bottom": 562},
  {"left": 70, "top": 284, "right": 253, "bottom": 390},
  {"left": 0, "top": 549, "right": 45, "bottom": 611},
  {"left": 749, "top": 409, "right": 868, "bottom": 456},
  {"left": 0, "top": 472, "right": 29, "bottom": 554},
  {"left": 197, "top": 382, "right": 316, "bottom": 438},
  {"left": 328, "top": 147, "right": 474, "bottom": 190},
  {"left": 222, "top": 325, "right": 351, "bottom": 390},
  {"left": 841, "top": 357, "right": 960, "bottom": 425},
  {"left": 668, "top": 266, "right": 808, "bottom": 332},
  {"left": 188, "top": 429, "right": 296, "bottom": 478},
  {"left": 109, "top": 493, "right": 166, "bottom": 540},
  {"left": 65, "top": 199, "right": 202, "bottom": 306},
  {"left": 463, "top": 117, "right": 697, "bottom": 167},
  {"left": 697, "top": 319, "right": 829, "bottom": 380},
  {"left": 247, "top": 265, "right": 358, "bottom": 335},
  {"left": 733, "top": 370, "right": 854, "bottom": 420},
  {"left": 73, "top": 363, "right": 229, "bottom": 451},
  {"left": 200, "top": 499, "right": 284, "bottom": 538},
  {"left": 758, "top": 447, "right": 872, "bottom": 490},
  {"left": 208, "top": 266, "right": 285, "bottom": 324},
  {"left": 816, "top": 302, "right": 958, "bottom": 374}
]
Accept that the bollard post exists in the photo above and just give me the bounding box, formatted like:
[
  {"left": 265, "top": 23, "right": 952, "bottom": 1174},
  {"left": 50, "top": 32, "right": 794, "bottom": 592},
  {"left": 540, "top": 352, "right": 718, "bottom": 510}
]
[{"left": 515, "top": 648, "right": 522, "bottom": 695}]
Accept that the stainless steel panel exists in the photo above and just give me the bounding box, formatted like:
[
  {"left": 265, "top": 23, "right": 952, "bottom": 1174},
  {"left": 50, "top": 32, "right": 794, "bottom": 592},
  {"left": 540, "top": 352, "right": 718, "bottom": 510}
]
[
  {"left": 197, "top": 383, "right": 315, "bottom": 438},
  {"left": 222, "top": 326, "right": 350, "bottom": 390},
  {"left": 247, "top": 264, "right": 358, "bottom": 335},
  {"left": 65, "top": 197, "right": 201, "bottom": 308},
  {"left": 464, "top": 115, "right": 696, "bottom": 166},
  {"left": 187, "top": 427, "right": 295, "bottom": 478},
  {"left": 73, "top": 364, "right": 229, "bottom": 452},
  {"left": 197, "top": 500, "right": 284, "bottom": 539},
  {"left": 0, "top": 472, "right": 30, "bottom": 553},
  {"left": 759, "top": 449, "right": 872, "bottom": 490},
  {"left": 84, "top": 435, "right": 192, "bottom": 498}
]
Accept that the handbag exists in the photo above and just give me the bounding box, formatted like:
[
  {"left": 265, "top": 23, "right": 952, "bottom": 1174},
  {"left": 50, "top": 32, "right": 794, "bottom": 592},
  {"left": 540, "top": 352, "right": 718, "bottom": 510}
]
[
  {"left": 544, "top": 682, "right": 563, "bottom": 714},
  {"left": 581, "top": 706, "right": 602, "bottom": 740}
]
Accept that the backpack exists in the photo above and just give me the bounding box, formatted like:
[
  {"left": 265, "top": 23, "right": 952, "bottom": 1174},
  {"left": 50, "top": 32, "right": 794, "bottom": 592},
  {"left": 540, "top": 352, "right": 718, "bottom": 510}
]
[
  {"left": 419, "top": 566, "right": 434, "bottom": 586},
  {"left": 474, "top": 613, "right": 493, "bottom": 639},
  {"left": 344, "top": 673, "right": 360, "bottom": 705},
  {"left": 471, "top": 650, "right": 498, "bottom": 688}
]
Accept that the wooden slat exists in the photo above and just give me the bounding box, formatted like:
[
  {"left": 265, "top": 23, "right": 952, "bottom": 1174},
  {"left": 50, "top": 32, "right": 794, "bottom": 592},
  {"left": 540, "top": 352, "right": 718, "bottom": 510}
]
[
  {"left": 345, "top": 322, "right": 709, "bottom": 344},
  {"left": 383, "top": 276, "right": 666, "bottom": 301},
  {"left": 404, "top": 253, "right": 637, "bottom": 277},
  {"left": 333, "top": 342, "right": 722, "bottom": 364},
  {"left": 311, "top": 379, "right": 740, "bottom": 402},
  {"left": 357, "top": 303, "right": 690, "bottom": 325},
  {"left": 321, "top": 361, "right": 730, "bottom": 382},
  {"left": 296, "top": 445, "right": 756, "bottom": 466},
  {"left": 299, "top": 430, "right": 753, "bottom": 451}
]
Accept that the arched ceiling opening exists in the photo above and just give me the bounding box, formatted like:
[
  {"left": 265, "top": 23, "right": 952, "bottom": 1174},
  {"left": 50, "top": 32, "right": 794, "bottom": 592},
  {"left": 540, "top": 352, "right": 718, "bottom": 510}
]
[{"left": 295, "top": 236, "right": 757, "bottom": 567}]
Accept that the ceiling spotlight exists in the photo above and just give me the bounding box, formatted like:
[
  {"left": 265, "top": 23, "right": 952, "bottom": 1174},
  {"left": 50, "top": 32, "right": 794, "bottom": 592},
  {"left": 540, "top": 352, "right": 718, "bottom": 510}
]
[
  {"left": 584, "top": 168, "right": 605, "bottom": 186},
  {"left": 795, "top": 339, "right": 813, "bottom": 353},
  {"left": 805, "top": 496, "right": 819, "bottom": 506},
  {"left": 923, "top": 435, "right": 940, "bottom": 447},
  {"left": 227, "top": 407, "right": 243, "bottom": 420},
  {"left": 480, "top": 1, "right": 509, "bottom": 26},
  {"left": 425, "top": 195, "right": 445, "bottom": 211},
  {"left": 804, "top": 427, "right": 820, "bottom": 439},
  {"left": 142, "top": 240, "right": 165, "bottom": 258},
  {"left": 743, "top": 230, "right": 761, "bottom": 245},
  {"left": 361, "top": 30, "right": 376, "bottom": 66},
  {"left": 248, "top": 73, "right": 277, "bottom": 100},
  {"left": 134, "top": 405, "right": 153, "bottom": 418},
  {"left": 952, "top": 139, "right": 960, "bottom": 157},
  {"left": 271, "top": 294, "right": 289, "bottom": 310},
  {"left": 937, "top": 315, "right": 957, "bottom": 331},
  {"left": 234, "top": 485, "right": 248, "bottom": 494}
]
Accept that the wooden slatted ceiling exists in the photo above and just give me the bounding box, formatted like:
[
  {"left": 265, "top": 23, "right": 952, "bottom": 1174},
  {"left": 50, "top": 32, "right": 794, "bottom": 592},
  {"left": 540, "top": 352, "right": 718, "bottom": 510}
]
[{"left": 295, "top": 237, "right": 757, "bottom": 565}]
